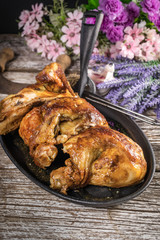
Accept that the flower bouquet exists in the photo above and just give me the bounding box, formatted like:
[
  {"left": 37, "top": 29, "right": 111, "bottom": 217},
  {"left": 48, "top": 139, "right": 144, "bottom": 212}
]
[
  {"left": 18, "top": 0, "right": 160, "bottom": 119},
  {"left": 18, "top": 1, "right": 84, "bottom": 61}
]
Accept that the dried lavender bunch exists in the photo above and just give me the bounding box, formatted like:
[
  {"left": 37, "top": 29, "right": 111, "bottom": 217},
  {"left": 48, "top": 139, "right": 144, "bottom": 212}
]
[{"left": 93, "top": 55, "right": 160, "bottom": 119}]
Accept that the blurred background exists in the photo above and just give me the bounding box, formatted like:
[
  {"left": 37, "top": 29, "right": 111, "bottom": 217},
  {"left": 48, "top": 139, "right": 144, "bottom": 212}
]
[{"left": 0, "top": 0, "right": 88, "bottom": 34}]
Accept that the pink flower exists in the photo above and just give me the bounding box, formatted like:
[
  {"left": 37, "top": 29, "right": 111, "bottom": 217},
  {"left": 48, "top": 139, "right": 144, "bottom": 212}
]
[
  {"left": 146, "top": 29, "right": 158, "bottom": 42},
  {"left": 110, "top": 44, "right": 120, "bottom": 58},
  {"left": 146, "top": 31, "right": 160, "bottom": 58},
  {"left": 138, "top": 42, "right": 156, "bottom": 61},
  {"left": 26, "top": 35, "right": 41, "bottom": 51},
  {"left": 37, "top": 35, "right": 50, "bottom": 57},
  {"left": 152, "top": 37, "right": 160, "bottom": 53},
  {"left": 138, "top": 21, "right": 146, "bottom": 28},
  {"left": 21, "top": 21, "right": 39, "bottom": 37},
  {"left": 154, "top": 40, "right": 160, "bottom": 59},
  {"left": 72, "top": 45, "right": 80, "bottom": 55},
  {"left": 124, "top": 23, "right": 144, "bottom": 42},
  {"left": 31, "top": 3, "right": 44, "bottom": 22},
  {"left": 47, "top": 40, "right": 66, "bottom": 61},
  {"left": 92, "top": 40, "right": 99, "bottom": 55},
  {"left": 92, "top": 47, "right": 99, "bottom": 55},
  {"left": 67, "top": 9, "right": 83, "bottom": 27},
  {"left": 119, "top": 35, "right": 140, "bottom": 59},
  {"left": 61, "top": 26, "right": 80, "bottom": 47},
  {"left": 18, "top": 10, "right": 32, "bottom": 29},
  {"left": 47, "top": 32, "right": 54, "bottom": 39}
]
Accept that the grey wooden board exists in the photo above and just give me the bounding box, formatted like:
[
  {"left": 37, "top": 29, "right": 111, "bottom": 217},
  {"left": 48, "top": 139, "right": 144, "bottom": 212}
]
[{"left": 0, "top": 34, "right": 160, "bottom": 240}]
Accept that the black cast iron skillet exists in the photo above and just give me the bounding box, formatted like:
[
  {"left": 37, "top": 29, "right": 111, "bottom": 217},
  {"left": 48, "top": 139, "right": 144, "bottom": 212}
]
[
  {"left": 0, "top": 103, "right": 155, "bottom": 207},
  {"left": 0, "top": 11, "right": 155, "bottom": 207}
]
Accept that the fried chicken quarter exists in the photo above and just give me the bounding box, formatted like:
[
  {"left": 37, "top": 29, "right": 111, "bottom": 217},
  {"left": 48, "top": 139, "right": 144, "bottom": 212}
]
[
  {"left": 0, "top": 63, "right": 74, "bottom": 135},
  {"left": 19, "top": 97, "right": 108, "bottom": 168},
  {"left": 0, "top": 61, "right": 147, "bottom": 194},
  {"left": 50, "top": 126, "right": 147, "bottom": 194}
]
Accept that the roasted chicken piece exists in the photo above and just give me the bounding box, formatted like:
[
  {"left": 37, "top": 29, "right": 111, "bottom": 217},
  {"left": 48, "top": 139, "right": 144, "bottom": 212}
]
[
  {"left": 19, "top": 97, "right": 108, "bottom": 168},
  {"left": 50, "top": 126, "right": 147, "bottom": 194},
  {"left": 19, "top": 106, "right": 43, "bottom": 146},
  {"left": 0, "top": 60, "right": 147, "bottom": 194},
  {"left": 36, "top": 62, "right": 75, "bottom": 95},
  {"left": 0, "top": 63, "right": 74, "bottom": 135}
]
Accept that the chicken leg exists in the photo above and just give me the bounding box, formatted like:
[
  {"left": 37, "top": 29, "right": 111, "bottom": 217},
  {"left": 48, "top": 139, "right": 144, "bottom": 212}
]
[
  {"left": 19, "top": 97, "right": 108, "bottom": 168},
  {"left": 0, "top": 63, "right": 74, "bottom": 135},
  {"left": 50, "top": 126, "right": 147, "bottom": 194}
]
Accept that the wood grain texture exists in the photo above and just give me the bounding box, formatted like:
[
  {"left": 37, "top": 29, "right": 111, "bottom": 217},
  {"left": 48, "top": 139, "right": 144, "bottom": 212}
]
[
  {"left": 2, "top": 71, "right": 37, "bottom": 84},
  {"left": 0, "top": 34, "right": 160, "bottom": 240},
  {"left": 0, "top": 159, "right": 160, "bottom": 240}
]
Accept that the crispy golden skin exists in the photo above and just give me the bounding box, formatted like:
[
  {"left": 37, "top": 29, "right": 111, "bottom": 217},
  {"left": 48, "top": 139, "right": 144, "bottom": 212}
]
[
  {"left": 36, "top": 63, "right": 75, "bottom": 95},
  {"left": 19, "top": 97, "right": 108, "bottom": 169},
  {"left": 50, "top": 126, "right": 147, "bottom": 194},
  {"left": 0, "top": 61, "right": 147, "bottom": 194},
  {"left": 19, "top": 107, "right": 42, "bottom": 146},
  {"left": 0, "top": 63, "right": 74, "bottom": 135}
]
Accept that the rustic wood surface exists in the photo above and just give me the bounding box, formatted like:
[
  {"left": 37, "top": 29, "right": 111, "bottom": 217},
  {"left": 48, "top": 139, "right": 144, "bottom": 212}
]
[{"left": 0, "top": 34, "right": 160, "bottom": 240}]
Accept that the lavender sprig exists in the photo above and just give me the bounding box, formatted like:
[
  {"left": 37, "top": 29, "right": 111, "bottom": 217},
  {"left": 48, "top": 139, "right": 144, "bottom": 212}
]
[
  {"left": 155, "top": 104, "right": 160, "bottom": 119},
  {"left": 105, "top": 86, "right": 129, "bottom": 104},
  {"left": 126, "top": 89, "right": 148, "bottom": 112},
  {"left": 138, "top": 90, "right": 160, "bottom": 114},
  {"left": 91, "top": 55, "right": 160, "bottom": 119},
  {"left": 97, "top": 76, "right": 138, "bottom": 89},
  {"left": 123, "top": 78, "right": 151, "bottom": 99}
]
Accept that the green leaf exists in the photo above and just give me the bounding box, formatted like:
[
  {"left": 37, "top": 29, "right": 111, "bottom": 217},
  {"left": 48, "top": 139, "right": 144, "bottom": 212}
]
[
  {"left": 120, "top": 0, "right": 132, "bottom": 3},
  {"left": 49, "top": 10, "right": 59, "bottom": 26},
  {"left": 84, "top": 0, "right": 99, "bottom": 10}
]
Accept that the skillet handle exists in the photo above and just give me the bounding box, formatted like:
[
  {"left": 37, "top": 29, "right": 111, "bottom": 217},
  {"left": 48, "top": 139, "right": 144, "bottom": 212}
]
[{"left": 76, "top": 10, "right": 104, "bottom": 97}]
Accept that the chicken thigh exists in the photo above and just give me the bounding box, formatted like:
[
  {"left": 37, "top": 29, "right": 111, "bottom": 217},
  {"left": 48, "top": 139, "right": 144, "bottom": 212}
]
[
  {"left": 0, "top": 63, "right": 74, "bottom": 135},
  {"left": 19, "top": 97, "right": 108, "bottom": 168},
  {"left": 0, "top": 61, "right": 148, "bottom": 194},
  {"left": 50, "top": 126, "right": 147, "bottom": 194}
]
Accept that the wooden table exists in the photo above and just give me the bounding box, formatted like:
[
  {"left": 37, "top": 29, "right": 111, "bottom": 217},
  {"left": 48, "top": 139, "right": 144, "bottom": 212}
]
[{"left": 0, "top": 34, "right": 160, "bottom": 240}]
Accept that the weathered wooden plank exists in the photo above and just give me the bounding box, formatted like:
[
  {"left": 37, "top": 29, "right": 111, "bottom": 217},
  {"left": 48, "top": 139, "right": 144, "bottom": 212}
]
[
  {"left": 2, "top": 71, "right": 37, "bottom": 84},
  {"left": 0, "top": 218, "right": 159, "bottom": 240},
  {"left": 0, "top": 165, "right": 160, "bottom": 240}
]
